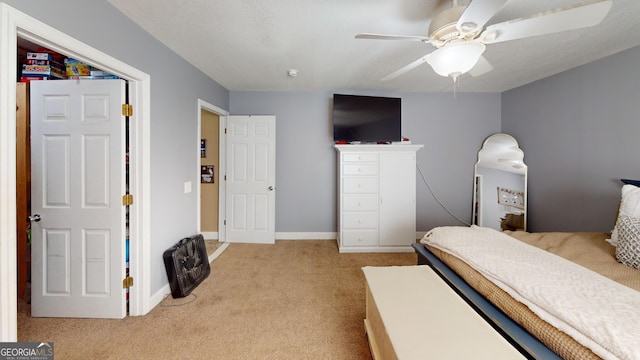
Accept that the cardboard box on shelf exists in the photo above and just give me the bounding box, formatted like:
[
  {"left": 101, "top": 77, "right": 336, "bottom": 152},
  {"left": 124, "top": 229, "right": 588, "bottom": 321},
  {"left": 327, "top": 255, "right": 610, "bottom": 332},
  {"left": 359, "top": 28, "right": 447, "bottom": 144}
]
[
  {"left": 65, "top": 58, "right": 92, "bottom": 76},
  {"left": 21, "top": 64, "right": 65, "bottom": 79},
  {"left": 26, "top": 52, "right": 54, "bottom": 60}
]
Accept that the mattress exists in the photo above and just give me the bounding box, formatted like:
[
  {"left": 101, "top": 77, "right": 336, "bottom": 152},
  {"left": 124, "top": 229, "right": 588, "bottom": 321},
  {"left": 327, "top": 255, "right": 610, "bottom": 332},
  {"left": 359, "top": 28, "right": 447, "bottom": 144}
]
[
  {"left": 504, "top": 231, "right": 640, "bottom": 292},
  {"left": 422, "top": 229, "right": 640, "bottom": 360}
]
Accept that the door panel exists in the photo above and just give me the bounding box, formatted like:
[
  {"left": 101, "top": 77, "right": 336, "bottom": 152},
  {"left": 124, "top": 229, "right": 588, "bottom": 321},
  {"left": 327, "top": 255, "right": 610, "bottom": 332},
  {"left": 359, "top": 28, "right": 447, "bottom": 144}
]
[
  {"left": 379, "top": 152, "right": 416, "bottom": 246},
  {"left": 30, "top": 79, "right": 126, "bottom": 318},
  {"left": 226, "top": 115, "right": 275, "bottom": 244}
]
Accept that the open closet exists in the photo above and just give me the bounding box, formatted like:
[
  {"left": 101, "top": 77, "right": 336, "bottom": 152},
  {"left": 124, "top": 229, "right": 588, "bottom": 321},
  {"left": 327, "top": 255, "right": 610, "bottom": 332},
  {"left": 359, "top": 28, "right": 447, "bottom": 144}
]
[{"left": 15, "top": 39, "right": 132, "bottom": 317}]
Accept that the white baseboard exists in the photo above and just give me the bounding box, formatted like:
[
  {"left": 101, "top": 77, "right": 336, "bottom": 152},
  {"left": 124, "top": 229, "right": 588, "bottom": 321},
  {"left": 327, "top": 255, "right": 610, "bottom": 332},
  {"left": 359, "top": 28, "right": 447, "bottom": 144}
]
[
  {"left": 208, "top": 242, "right": 229, "bottom": 263},
  {"left": 274, "top": 232, "right": 426, "bottom": 241},
  {"left": 200, "top": 231, "right": 218, "bottom": 240},
  {"left": 275, "top": 232, "right": 337, "bottom": 240},
  {"left": 338, "top": 246, "right": 415, "bottom": 253},
  {"left": 150, "top": 284, "right": 171, "bottom": 311}
]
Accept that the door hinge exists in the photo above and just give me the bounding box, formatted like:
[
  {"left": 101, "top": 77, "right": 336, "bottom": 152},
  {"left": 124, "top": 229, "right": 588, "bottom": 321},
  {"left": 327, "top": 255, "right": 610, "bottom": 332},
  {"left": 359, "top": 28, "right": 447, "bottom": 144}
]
[
  {"left": 224, "top": 128, "right": 227, "bottom": 134},
  {"left": 122, "top": 276, "right": 134, "bottom": 289},
  {"left": 224, "top": 220, "right": 226, "bottom": 226},
  {"left": 122, "top": 194, "right": 134, "bottom": 206},
  {"left": 122, "top": 104, "right": 133, "bottom": 117},
  {"left": 224, "top": 175, "right": 227, "bottom": 181}
]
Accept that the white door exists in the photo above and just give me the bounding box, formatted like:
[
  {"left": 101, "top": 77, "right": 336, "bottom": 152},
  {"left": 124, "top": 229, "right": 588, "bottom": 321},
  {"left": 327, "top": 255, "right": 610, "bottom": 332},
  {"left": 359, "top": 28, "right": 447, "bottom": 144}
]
[
  {"left": 225, "top": 115, "right": 276, "bottom": 244},
  {"left": 30, "top": 79, "right": 127, "bottom": 318},
  {"left": 379, "top": 152, "right": 416, "bottom": 246}
]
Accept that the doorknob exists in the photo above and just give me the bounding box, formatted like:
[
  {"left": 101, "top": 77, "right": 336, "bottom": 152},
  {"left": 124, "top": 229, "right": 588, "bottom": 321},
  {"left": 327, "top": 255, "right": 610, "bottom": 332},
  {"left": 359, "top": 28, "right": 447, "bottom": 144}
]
[
  {"left": 268, "top": 186, "right": 274, "bottom": 191},
  {"left": 27, "top": 214, "right": 42, "bottom": 222}
]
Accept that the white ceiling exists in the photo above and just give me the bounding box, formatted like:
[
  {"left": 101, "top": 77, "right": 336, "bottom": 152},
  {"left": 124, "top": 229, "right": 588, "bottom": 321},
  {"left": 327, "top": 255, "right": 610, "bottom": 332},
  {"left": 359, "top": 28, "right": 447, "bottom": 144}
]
[{"left": 107, "top": 0, "right": 640, "bottom": 93}]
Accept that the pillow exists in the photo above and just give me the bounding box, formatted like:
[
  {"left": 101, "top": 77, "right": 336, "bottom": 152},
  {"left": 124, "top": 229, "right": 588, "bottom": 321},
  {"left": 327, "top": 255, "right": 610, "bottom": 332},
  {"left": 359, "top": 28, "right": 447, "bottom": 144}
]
[
  {"left": 615, "top": 214, "right": 640, "bottom": 269},
  {"left": 612, "top": 184, "right": 640, "bottom": 269},
  {"left": 621, "top": 179, "right": 640, "bottom": 187}
]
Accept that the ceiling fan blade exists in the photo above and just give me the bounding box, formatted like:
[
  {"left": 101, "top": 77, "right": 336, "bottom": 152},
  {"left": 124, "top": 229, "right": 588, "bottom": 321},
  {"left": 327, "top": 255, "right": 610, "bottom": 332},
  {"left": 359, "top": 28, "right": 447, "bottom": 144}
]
[
  {"left": 457, "top": 0, "right": 510, "bottom": 35},
  {"left": 480, "top": 0, "right": 613, "bottom": 44},
  {"left": 469, "top": 55, "right": 493, "bottom": 77},
  {"left": 381, "top": 54, "right": 430, "bottom": 81},
  {"left": 355, "top": 33, "right": 430, "bottom": 42}
]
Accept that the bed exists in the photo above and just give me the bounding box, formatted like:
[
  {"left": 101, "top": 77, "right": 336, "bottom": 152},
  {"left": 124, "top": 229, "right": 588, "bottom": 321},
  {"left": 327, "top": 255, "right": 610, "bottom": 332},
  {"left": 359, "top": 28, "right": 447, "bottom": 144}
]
[
  {"left": 413, "top": 216, "right": 640, "bottom": 359},
  {"left": 411, "top": 183, "right": 640, "bottom": 360}
]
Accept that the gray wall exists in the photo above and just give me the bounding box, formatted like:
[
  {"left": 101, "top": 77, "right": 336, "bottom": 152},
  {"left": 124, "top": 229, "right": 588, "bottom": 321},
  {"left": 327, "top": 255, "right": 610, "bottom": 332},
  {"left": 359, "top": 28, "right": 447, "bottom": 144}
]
[
  {"left": 6, "top": 0, "right": 230, "bottom": 294},
  {"left": 502, "top": 45, "right": 640, "bottom": 232},
  {"left": 14, "top": 0, "right": 636, "bottom": 298},
  {"left": 230, "top": 91, "right": 501, "bottom": 233}
]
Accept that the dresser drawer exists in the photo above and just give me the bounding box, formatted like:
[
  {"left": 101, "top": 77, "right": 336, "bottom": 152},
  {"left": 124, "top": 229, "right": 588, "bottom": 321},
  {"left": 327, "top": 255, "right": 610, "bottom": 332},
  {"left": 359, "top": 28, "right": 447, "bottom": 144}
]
[
  {"left": 343, "top": 153, "right": 378, "bottom": 163},
  {"left": 342, "top": 230, "right": 378, "bottom": 246},
  {"left": 343, "top": 177, "right": 378, "bottom": 193},
  {"left": 343, "top": 211, "right": 378, "bottom": 229},
  {"left": 343, "top": 194, "right": 378, "bottom": 211},
  {"left": 343, "top": 164, "right": 378, "bottom": 176}
]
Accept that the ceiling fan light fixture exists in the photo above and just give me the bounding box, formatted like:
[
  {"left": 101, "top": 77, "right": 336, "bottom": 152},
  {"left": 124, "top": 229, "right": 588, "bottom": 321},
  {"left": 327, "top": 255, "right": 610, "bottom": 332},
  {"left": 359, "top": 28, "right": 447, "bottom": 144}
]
[
  {"left": 426, "top": 41, "right": 486, "bottom": 78},
  {"left": 459, "top": 21, "right": 477, "bottom": 33}
]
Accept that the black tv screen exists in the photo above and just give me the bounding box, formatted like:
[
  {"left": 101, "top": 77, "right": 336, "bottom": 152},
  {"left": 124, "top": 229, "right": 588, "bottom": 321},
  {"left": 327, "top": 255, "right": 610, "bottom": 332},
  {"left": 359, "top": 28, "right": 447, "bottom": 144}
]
[{"left": 332, "top": 94, "right": 401, "bottom": 143}]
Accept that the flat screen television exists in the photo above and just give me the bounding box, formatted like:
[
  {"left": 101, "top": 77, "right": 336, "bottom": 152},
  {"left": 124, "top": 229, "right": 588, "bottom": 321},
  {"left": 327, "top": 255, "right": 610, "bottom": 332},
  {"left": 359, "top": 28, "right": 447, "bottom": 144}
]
[{"left": 332, "top": 94, "right": 401, "bottom": 143}]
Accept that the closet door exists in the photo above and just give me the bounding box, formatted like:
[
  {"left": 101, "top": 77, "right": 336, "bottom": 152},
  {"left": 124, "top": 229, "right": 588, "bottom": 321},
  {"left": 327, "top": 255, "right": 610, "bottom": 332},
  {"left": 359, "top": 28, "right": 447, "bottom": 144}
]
[
  {"left": 379, "top": 152, "right": 416, "bottom": 246},
  {"left": 30, "top": 79, "right": 127, "bottom": 318}
]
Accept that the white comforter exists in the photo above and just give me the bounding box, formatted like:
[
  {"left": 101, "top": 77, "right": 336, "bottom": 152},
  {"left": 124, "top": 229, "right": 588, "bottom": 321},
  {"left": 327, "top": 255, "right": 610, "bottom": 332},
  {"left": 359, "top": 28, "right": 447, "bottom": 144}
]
[{"left": 422, "top": 226, "right": 640, "bottom": 360}]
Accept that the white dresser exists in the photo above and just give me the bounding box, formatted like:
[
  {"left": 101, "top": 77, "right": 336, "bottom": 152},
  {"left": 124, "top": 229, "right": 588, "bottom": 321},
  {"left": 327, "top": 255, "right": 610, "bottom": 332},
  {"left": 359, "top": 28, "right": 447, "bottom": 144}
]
[{"left": 335, "top": 144, "right": 423, "bottom": 253}]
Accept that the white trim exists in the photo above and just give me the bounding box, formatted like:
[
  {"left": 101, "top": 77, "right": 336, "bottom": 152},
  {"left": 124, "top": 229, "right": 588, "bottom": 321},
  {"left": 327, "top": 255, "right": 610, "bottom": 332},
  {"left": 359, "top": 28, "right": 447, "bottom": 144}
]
[
  {"left": 0, "top": 3, "right": 152, "bottom": 340},
  {"left": 197, "top": 100, "right": 228, "bottom": 242},
  {"left": 0, "top": 3, "right": 19, "bottom": 342},
  {"left": 208, "top": 242, "right": 230, "bottom": 263},
  {"left": 150, "top": 284, "right": 171, "bottom": 310},
  {"left": 201, "top": 231, "right": 219, "bottom": 240},
  {"left": 218, "top": 115, "right": 227, "bottom": 242},
  {"left": 339, "top": 246, "right": 415, "bottom": 253},
  {"left": 275, "top": 232, "right": 337, "bottom": 240},
  {"left": 275, "top": 232, "right": 425, "bottom": 241}
]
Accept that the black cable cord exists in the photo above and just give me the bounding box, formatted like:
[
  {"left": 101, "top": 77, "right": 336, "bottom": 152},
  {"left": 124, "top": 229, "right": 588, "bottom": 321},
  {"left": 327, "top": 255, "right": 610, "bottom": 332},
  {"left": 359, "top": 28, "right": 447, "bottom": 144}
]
[
  {"left": 160, "top": 292, "right": 198, "bottom": 307},
  {"left": 416, "top": 163, "right": 471, "bottom": 226}
]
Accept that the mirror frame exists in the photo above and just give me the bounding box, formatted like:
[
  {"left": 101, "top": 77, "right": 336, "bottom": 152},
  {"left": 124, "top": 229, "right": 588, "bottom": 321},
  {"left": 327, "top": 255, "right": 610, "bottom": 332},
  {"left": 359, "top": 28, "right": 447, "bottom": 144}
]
[{"left": 472, "top": 134, "right": 527, "bottom": 231}]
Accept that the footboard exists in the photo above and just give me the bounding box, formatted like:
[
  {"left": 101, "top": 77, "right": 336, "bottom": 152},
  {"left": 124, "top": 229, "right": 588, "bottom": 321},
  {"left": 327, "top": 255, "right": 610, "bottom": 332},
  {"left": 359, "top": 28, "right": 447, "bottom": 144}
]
[
  {"left": 411, "top": 243, "right": 561, "bottom": 359},
  {"left": 362, "top": 266, "right": 528, "bottom": 359}
]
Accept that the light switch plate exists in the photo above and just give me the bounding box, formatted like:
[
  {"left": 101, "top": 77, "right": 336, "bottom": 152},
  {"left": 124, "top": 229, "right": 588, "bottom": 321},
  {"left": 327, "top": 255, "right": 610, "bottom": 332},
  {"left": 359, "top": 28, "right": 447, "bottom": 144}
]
[{"left": 184, "top": 181, "right": 192, "bottom": 194}]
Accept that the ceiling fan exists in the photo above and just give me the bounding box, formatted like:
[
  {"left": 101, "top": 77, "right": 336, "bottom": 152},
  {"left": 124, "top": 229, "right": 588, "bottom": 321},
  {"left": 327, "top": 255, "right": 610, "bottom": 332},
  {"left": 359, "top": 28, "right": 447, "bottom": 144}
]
[{"left": 356, "top": 0, "right": 613, "bottom": 82}]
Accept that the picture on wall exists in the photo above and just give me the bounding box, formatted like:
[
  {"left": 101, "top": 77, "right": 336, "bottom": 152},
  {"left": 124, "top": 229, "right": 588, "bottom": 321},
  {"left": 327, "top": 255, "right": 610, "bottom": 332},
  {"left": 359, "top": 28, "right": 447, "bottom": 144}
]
[
  {"left": 497, "top": 187, "right": 524, "bottom": 209},
  {"left": 200, "top": 139, "right": 207, "bottom": 158},
  {"left": 201, "top": 165, "right": 214, "bottom": 183}
]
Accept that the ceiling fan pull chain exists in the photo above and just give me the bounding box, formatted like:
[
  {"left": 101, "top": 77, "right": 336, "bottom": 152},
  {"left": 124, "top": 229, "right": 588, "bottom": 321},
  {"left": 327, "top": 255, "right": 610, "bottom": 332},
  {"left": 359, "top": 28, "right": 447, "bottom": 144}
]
[{"left": 452, "top": 75, "right": 459, "bottom": 98}]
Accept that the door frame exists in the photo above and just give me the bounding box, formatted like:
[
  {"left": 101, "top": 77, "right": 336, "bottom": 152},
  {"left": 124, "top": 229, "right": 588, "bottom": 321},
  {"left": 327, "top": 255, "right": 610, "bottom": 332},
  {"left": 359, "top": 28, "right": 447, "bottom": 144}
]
[
  {"left": 196, "top": 100, "right": 228, "bottom": 241},
  {"left": 0, "top": 3, "right": 152, "bottom": 341}
]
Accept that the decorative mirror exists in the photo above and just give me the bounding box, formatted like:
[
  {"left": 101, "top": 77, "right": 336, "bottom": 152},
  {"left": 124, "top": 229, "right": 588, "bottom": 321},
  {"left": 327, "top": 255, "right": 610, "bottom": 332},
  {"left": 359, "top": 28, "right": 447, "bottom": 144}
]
[{"left": 472, "top": 134, "right": 527, "bottom": 231}]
